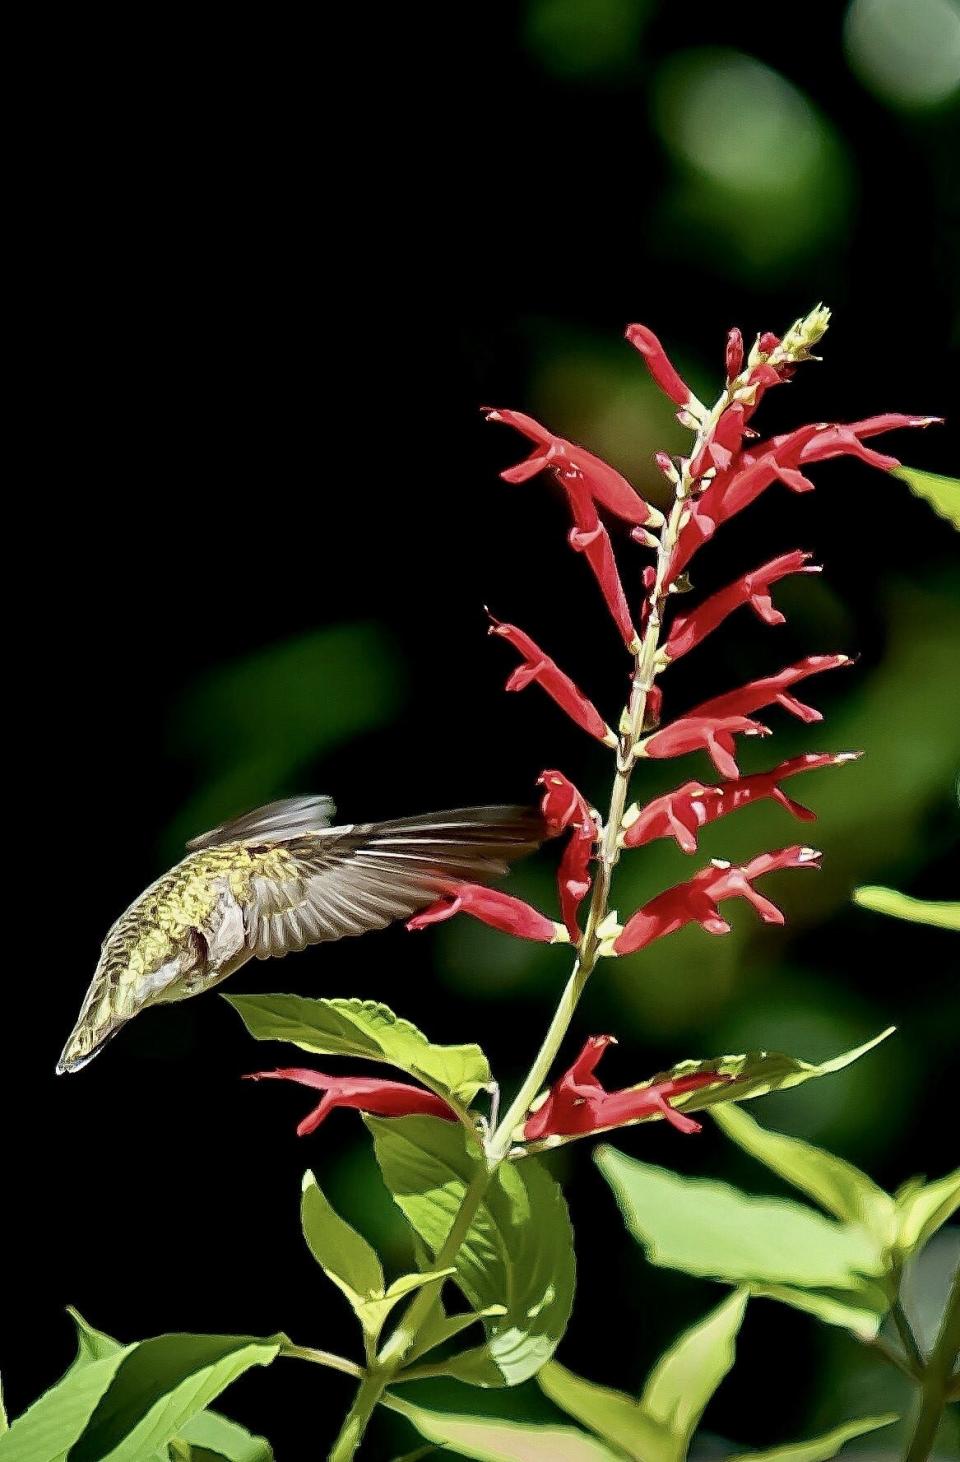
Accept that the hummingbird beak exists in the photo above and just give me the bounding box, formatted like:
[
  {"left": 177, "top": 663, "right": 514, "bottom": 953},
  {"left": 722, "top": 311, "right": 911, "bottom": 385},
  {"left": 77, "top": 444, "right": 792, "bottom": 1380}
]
[{"left": 55, "top": 1021, "right": 123, "bottom": 1075}]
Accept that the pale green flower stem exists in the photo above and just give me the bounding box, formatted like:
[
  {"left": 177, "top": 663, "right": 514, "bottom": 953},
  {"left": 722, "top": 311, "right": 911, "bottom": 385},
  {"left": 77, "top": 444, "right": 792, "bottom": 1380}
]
[{"left": 904, "top": 1266, "right": 960, "bottom": 1462}]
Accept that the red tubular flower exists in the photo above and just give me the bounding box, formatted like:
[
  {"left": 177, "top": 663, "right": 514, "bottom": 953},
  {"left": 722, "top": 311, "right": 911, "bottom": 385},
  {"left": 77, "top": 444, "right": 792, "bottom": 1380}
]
[
  {"left": 485, "top": 407, "right": 664, "bottom": 528},
  {"left": 407, "top": 882, "right": 567, "bottom": 943},
  {"left": 565, "top": 476, "right": 638, "bottom": 649},
  {"left": 668, "top": 413, "right": 937, "bottom": 584},
  {"left": 663, "top": 551, "right": 821, "bottom": 662},
  {"left": 613, "top": 845, "right": 821, "bottom": 955},
  {"left": 245, "top": 1068, "right": 456, "bottom": 1135},
  {"left": 690, "top": 402, "right": 747, "bottom": 478},
  {"left": 622, "top": 751, "right": 861, "bottom": 852},
  {"left": 538, "top": 769, "right": 598, "bottom": 939},
  {"left": 690, "top": 654, "right": 853, "bottom": 725},
  {"left": 488, "top": 614, "right": 617, "bottom": 745},
  {"left": 625, "top": 323, "right": 701, "bottom": 414},
  {"left": 522, "top": 1035, "right": 733, "bottom": 1140},
  {"left": 640, "top": 713, "right": 771, "bottom": 779}
]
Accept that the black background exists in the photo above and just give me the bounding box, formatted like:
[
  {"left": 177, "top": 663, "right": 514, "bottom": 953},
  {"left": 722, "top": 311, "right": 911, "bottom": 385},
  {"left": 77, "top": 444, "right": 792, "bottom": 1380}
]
[{"left": 5, "top": 3, "right": 958, "bottom": 1458}]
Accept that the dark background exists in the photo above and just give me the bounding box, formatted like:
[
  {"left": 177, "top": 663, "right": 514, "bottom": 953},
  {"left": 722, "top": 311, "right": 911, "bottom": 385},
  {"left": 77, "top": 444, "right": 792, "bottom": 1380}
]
[{"left": 5, "top": 2, "right": 958, "bottom": 1458}]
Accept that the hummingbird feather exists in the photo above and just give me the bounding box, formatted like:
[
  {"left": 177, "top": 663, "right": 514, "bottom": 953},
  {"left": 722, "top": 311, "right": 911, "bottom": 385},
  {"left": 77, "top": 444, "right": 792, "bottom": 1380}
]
[{"left": 57, "top": 801, "right": 546, "bottom": 1075}]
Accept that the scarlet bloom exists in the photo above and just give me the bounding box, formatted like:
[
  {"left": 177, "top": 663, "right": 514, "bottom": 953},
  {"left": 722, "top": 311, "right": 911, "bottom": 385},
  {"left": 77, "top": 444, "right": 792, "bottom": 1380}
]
[
  {"left": 625, "top": 323, "right": 702, "bottom": 416},
  {"left": 725, "top": 327, "right": 744, "bottom": 382},
  {"left": 407, "top": 881, "right": 568, "bottom": 943},
  {"left": 489, "top": 614, "right": 617, "bottom": 745},
  {"left": 522, "top": 1036, "right": 733, "bottom": 1141},
  {"left": 613, "top": 845, "right": 821, "bottom": 955},
  {"left": 622, "top": 752, "right": 861, "bottom": 853},
  {"left": 246, "top": 1068, "right": 456, "bottom": 1135},
  {"left": 663, "top": 551, "right": 820, "bottom": 662},
  {"left": 565, "top": 476, "right": 639, "bottom": 649},
  {"left": 690, "top": 654, "right": 853, "bottom": 725},
  {"left": 539, "top": 770, "right": 598, "bottom": 940},
  {"left": 639, "top": 712, "right": 771, "bottom": 780},
  {"left": 485, "top": 407, "right": 663, "bottom": 528}
]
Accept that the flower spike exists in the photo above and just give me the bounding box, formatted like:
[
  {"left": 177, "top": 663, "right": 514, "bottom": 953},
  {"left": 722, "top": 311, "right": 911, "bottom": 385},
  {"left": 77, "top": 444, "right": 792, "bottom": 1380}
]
[
  {"left": 613, "top": 846, "right": 821, "bottom": 955},
  {"left": 488, "top": 614, "right": 617, "bottom": 745}
]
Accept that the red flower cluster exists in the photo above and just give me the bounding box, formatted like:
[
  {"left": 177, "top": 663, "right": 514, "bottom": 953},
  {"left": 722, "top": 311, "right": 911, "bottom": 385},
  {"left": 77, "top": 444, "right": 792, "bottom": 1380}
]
[
  {"left": 523, "top": 1036, "right": 733, "bottom": 1141},
  {"left": 421, "top": 317, "right": 936, "bottom": 969}
]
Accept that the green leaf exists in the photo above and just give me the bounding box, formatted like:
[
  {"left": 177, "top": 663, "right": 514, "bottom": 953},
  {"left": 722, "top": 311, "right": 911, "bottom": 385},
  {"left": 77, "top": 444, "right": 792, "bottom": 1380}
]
[
  {"left": 727, "top": 1413, "right": 898, "bottom": 1461},
  {"left": 175, "top": 1410, "right": 274, "bottom": 1461},
  {"left": 69, "top": 1334, "right": 281, "bottom": 1462},
  {"left": 301, "top": 1170, "right": 384, "bottom": 1305},
  {"left": 0, "top": 1377, "right": 8, "bottom": 1435},
  {"left": 0, "top": 1351, "right": 130, "bottom": 1461},
  {"left": 595, "top": 1149, "right": 889, "bottom": 1338},
  {"left": 892, "top": 465, "right": 960, "bottom": 531},
  {"left": 356, "top": 1268, "right": 457, "bottom": 1340},
  {"left": 896, "top": 1169, "right": 960, "bottom": 1255},
  {"left": 367, "top": 1114, "right": 575, "bottom": 1386},
  {"left": 853, "top": 885, "right": 960, "bottom": 930},
  {"left": 228, "top": 994, "right": 491, "bottom": 1107},
  {"left": 637, "top": 1291, "right": 747, "bottom": 1462},
  {"left": 712, "top": 1104, "right": 897, "bottom": 1247},
  {"left": 539, "top": 1362, "right": 669, "bottom": 1461},
  {"left": 525, "top": 1032, "right": 894, "bottom": 1148},
  {"left": 67, "top": 1307, "right": 125, "bottom": 1368},
  {"left": 383, "top": 1394, "right": 622, "bottom": 1461},
  {"left": 740, "top": 1284, "right": 889, "bottom": 1340},
  {"left": 403, "top": 1304, "right": 509, "bottom": 1367}
]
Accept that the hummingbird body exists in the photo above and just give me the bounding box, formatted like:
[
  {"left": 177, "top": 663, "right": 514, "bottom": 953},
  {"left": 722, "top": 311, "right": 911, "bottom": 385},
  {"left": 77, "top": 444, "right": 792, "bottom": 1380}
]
[{"left": 58, "top": 797, "right": 545, "bottom": 1073}]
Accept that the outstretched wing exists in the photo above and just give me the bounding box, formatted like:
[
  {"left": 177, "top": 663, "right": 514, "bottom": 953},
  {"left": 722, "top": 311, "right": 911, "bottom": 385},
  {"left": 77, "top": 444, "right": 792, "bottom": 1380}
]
[
  {"left": 187, "top": 795, "right": 337, "bottom": 851},
  {"left": 241, "top": 805, "right": 547, "bottom": 959}
]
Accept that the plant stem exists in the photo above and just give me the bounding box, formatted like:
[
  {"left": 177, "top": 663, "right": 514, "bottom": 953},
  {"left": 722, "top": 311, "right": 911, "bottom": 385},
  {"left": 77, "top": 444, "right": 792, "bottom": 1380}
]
[
  {"left": 278, "top": 1341, "right": 365, "bottom": 1379},
  {"left": 329, "top": 1372, "right": 388, "bottom": 1462},
  {"left": 904, "top": 1265, "right": 960, "bottom": 1462},
  {"left": 893, "top": 1298, "right": 927, "bottom": 1376}
]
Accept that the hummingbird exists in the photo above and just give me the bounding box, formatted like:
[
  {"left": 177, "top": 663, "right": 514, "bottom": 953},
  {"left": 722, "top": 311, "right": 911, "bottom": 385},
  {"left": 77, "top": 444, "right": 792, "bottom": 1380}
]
[{"left": 57, "top": 797, "right": 546, "bottom": 1074}]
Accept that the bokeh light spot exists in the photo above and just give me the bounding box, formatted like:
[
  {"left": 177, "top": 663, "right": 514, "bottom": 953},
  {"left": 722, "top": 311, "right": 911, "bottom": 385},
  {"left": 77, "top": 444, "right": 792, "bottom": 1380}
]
[
  {"left": 651, "top": 49, "right": 852, "bottom": 277},
  {"left": 844, "top": 0, "right": 960, "bottom": 111},
  {"left": 524, "top": 0, "right": 652, "bottom": 79}
]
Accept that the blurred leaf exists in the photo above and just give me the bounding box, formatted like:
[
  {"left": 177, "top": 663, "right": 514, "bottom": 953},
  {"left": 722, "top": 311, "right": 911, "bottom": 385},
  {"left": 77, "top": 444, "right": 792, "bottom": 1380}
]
[
  {"left": 383, "top": 1394, "right": 621, "bottom": 1461},
  {"left": 391, "top": 1448, "right": 439, "bottom": 1462},
  {"left": 228, "top": 994, "right": 491, "bottom": 1108},
  {"left": 596, "top": 1150, "right": 890, "bottom": 1338},
  {"left": 539, "top": 1361, "right": 668, "bottom": 1460},
  {"left": 895, "top": 1169, "right": 960, "bottom": 1255},
  {"left": 845, "top": 0, "right": 960, "bottom": 112},
  {"left": 727, "top": 1412, "right": 898, "bottom": 1461},
  {"left": 300, "top": 1168, "right": 384, "bottom": 1309},
  {"left": 167, "top": 624, "right": 405, "bottom": 852},
  {"left": 898, "top": 1230, "right": 960, "bottom": 1354},
  {"left": 712, "top": 1105, "right": 897, "bottom": 1245},
  {"left": 526, "top": 1031, "right": 894, "bottom": 1148},
  {"left": 852, "top": 886, "right": 960, "bottom": 931},
  {"left": 367, "top": 1115, "right": 575, "bottom": 1386},
  {"left": 891, "top": 466, "right": 960, "bottom": 530},
  {"left": 523, "top": 0, "right": 652, "bottom": 80},
  {"left": 174, "top": 1411, "right": 274, "bottom": 1461},
  {"left": 637, "top": 1291, "right": 748, "bottom": 1462},
  {"left": 0, "top": 1378, "right": 7, "bottom": 1436},
  {"left": 68, "top": 1334, "right": 281, "bottom": 1462}
]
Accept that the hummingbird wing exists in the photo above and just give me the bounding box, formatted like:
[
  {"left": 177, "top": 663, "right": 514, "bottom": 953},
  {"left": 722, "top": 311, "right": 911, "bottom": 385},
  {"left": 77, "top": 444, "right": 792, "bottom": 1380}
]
[
  {"left": 186, "top": 795, "right": 337, "bottom": 851},
  {"left": 239, "top": 804, "right": 548, "bottom": 959}
]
